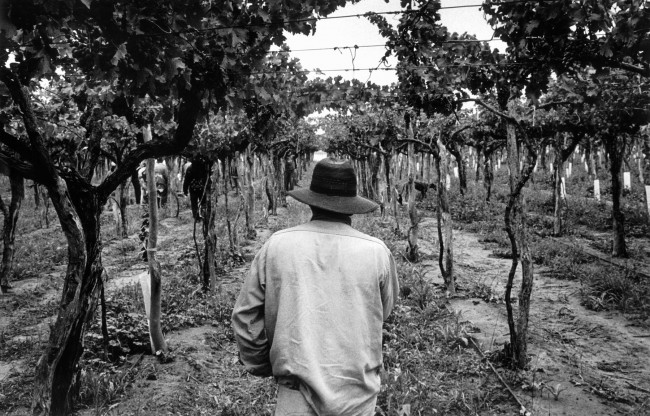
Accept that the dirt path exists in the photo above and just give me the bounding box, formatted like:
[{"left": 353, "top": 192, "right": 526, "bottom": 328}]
[{"left": 417, "top": 216, "right": 650, "bottom": 415}]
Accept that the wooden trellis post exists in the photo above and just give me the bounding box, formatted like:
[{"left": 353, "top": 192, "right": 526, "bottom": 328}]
[
  {"left": 143, "top": 125, "right": 167, "bottom": 355},
  {"left": 435, "top": 131, "right": 454, "bottom": 294},
  {"left": 406, "top": 120, "right": 420, "bottom": 262}
]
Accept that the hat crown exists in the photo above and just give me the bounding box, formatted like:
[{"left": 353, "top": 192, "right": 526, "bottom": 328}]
[{"left": 309, "top": 158, "right": 357, "bottom": 197}]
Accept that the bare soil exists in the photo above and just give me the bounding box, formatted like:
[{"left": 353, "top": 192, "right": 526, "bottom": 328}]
[
  {"left": 2, "top": 199, "right": 649, "bottom": 415},
  {"left": 417, "top": 217, "right": 650, "bottom": 416}
]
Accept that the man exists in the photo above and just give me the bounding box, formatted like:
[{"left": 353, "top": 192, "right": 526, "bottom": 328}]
[
  {"left": 284, "top": 154, "right": 296, "bottom": 192},
  {"left": 137, "top": 159, "right": 169, "bottom": 208},
  {"left": 230, "top": 154, "right": 240, "bottom": 193},
  {"left": 183, "top": 155, "right": 212, "bottom": 221},
  {"left": 232, "top": 158, "right": 399, "bottom": 415}
]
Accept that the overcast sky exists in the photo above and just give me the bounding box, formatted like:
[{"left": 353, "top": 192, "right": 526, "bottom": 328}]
[{"left": 283, "top": 0, "right": 506, "bottom": 86}]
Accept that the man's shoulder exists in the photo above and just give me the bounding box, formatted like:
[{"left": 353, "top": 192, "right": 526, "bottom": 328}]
[{"left": 271, "top": 222, "right": 389, "bottom": 250}]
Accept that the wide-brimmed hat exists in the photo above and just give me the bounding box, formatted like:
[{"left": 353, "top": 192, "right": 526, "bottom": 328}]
[{"left": 287, "top": 158, "right": 378, "bottom": 214}]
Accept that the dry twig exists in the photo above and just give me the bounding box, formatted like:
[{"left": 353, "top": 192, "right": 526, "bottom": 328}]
[{"left": 469, "top": 338, "right": 527, "bottom": 411}]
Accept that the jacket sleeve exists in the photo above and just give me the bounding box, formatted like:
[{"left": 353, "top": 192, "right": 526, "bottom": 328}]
[
  {"left": 231, "top": 243, "right": 272, "bottom": 377},
  {"left": 380, "top": 249, "right": 399, "bottom": 321}
]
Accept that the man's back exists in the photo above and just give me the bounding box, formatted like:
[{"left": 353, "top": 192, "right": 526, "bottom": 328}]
[{"left": 233, "top": 220, "right": 398, "bottom": 415}]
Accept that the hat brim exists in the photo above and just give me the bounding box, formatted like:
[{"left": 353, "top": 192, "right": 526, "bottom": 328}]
[{"left": 287, "top": 188, "right": 379, "bottom": 214}]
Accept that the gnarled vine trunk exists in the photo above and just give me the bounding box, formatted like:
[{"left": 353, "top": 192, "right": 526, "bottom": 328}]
[
  {"left": 33, "top": 177, "right": 104, "bottom": 416},
  {"left": 405, "top": 138, "right": 419, "bottom": 262},
  {"left": 265, "top": 152, "right": 279, "bottom": 216},
  {"left": 244, "top": 145, "right": 256, "bottom": 239},
  {"left": 435, "top": 135, "right": 454, "bottom": 294},
  {"left": 369, "top": 151, "right": 382, "bottom": 202},
  {"left": 388, "top": 150, "right": 400, "bottom": 233},
  {"left": 552, "top": 138, "right": 567, "bottom": 236},
  {"left": 118, "top": 179, "right": 129, "bottom": 238},
  {"left": 642, "top": 135, "right": 650, "bottom": 220},
  {"left": 483, "top": 151, "right": 494, "bottom": 202},
  {"left": 383, "top": 151, "right": 393, "bottom": 208},
  {"left": 0, "top": 170, "right": 24, "bottom": 292},
  {"left": 503, "top": 100, "right": 535, "bottom": 370},
  {"left": 201, "top": 162, "right": 218, "bottom": 291},
  {"left": 604, "top": 137, "right": 628, "bottom": 257},
  {"left": 447, "top": 143, "right": 468, "bottom": 195}
]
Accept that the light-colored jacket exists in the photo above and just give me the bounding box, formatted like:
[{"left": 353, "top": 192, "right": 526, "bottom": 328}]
[{"left": 232, "top": 220, "right": 399, "bottom": 415}]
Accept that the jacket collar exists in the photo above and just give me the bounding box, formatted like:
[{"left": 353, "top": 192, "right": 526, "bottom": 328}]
[{"left": 310, "top": 206, "right": 352, "bottom": 226}]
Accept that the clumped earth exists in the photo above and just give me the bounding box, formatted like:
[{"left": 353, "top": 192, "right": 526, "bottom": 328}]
[{"left": 1, "top": 168, "right": 649, "bottom": 415}]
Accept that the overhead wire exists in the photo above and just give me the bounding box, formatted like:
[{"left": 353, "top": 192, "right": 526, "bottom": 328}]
[
  {"left": 271, "top": 37, "right": 501, "bottom": 54},
  {"left": 145, "top": 0, "right": 571, "bottom": 34},
  {"left": 248, "top": 62, "right": 528, "bottom": 76},
  {"left": 51, "top": 61, "right": 530, "bottom": 80}
]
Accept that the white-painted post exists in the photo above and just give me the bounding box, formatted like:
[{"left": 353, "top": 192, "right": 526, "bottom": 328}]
[
  {"left": 568, "top": 162, "right": 572, "bottom": 177},
  {"left": 138, "top": 271, "right": 154, "bottom": 347},
  {"left": 624, "top": 171, "right": 631, "bottom": 190},
  {"left": 497, "top": 159, "right": 501, "bottom": 169},
  {"left": 139, "top": 272, "right": 151, "bottom": 317},
  {"left": 594, "top": 179, "right": 601, "bottom": 201},
  {"left": 561, "top": 177, "right": 567, "bottom": 198},
  {"left": 111, "top": 197, "right": 120, "bottom": 230},
  {"left": 645, "top": 186, "right": 650, "bottom": 218},
  {"left": 453, "top": 166, "right": 458, "bottom": 178},
  {"left": 446, "top": 173, "right": 451, "bottom": 190},
  {"left": 550, "top": 162, "right": 553, "bottom": 171}
]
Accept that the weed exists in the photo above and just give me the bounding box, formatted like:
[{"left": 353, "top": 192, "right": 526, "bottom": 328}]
[
  {"left": 532, "top": 241, "right": 589, "bottom": 281},
  {"left": 567, "top": 198, "right": 611, "bottom": 231},
  {"left": 467, "top": 281, "right": 502, "bottom": 303},
  {"left": 113, "top": 238, "right": 140, "bottom": 259},
  {"left": 580, "top": 268, "right": 647, "bottom": 314},
  {"left": 401, "top": 265, "right": 434, "bottom": 310},
  {"left": 0, "top": 366, "right": 34, "bottom": 413},
  {"left": 77, "top": 365, "right": 122, "bottom": 412},
  {"left": 76, "top": 354, "right": 145, "bottom": 414},
  {"left": 526, "top": 213, "right": 554, "bottom": 235},
  {"left": 543, "top": 383, "right": 567, "bottom": 401},
  {"left": 481, "top": 229, "right": 509, "bottom": 248},
  {"left": 435, "top": 310, "right": 472, "bottom": 348}
]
